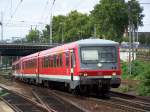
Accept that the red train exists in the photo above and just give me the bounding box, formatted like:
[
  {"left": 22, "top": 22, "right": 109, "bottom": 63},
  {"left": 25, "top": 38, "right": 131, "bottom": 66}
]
[{"left": 12, "top": 39, "right": 121, "bottom": 95}]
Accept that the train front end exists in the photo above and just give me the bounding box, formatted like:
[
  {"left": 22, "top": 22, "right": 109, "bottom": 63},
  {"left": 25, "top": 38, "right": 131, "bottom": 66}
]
[{"left": 76, "top": 39, "right": 121, "bottom": 95}]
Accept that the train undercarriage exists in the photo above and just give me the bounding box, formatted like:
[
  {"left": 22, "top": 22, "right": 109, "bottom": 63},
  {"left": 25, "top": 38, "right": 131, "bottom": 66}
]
[{"left": 15, "top": 75, "right": 120, "bottom": 97}]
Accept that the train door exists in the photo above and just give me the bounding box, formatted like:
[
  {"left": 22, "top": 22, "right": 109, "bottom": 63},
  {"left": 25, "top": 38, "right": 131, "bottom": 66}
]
[
  {"left": 36, "top": 54, "right": 41, "bottom": 84},
  {"left": 70, "top": 49, "right": 75, "bottom": 81},
  {"left": 20, "top": 61, "right": 23, "bottom": 80}
]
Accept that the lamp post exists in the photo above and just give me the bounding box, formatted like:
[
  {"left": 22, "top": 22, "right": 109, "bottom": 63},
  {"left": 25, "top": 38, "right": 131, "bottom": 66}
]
[
  {"left": 128, "top": 2, "right": 132, "bottom": 75},
  {"left": 0, "top": 12, "right": 3, "bottom": 41},
  {"left": 49, "top": 0, "right": 56, "bottom": 44},
  {"left": 60, "top": 22, "right": 64, "bottom": 44},
  {"left": 49, "top": 13, "right": 52, "bottom": 44}
]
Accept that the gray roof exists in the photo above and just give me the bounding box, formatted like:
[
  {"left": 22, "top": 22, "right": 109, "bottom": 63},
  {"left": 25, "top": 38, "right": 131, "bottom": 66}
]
[{"left": 75, "top": 38, "right": 118, "bottom": 45}]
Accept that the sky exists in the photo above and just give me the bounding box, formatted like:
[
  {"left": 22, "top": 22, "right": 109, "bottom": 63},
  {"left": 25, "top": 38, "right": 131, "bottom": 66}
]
[{"left": 0, "top": 0, "right": 150, "bottom": 41}]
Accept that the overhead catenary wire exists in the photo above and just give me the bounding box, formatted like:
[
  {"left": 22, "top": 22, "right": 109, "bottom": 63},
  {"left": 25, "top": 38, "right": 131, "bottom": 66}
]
[
  {"left": 44, "top": 0, "right": 56, "bottom": 23},
  {"left": 39, "top": 0, "right": 50, "bottom": 23},
  {"left": 139, "top": 3, "right": 150, "bottom": 4},
  {"left": 49, "top": 0, "right": 56, "bottom": 43},
  {"left": 5, "top": 0, "right": 23, "bottom": 26}
]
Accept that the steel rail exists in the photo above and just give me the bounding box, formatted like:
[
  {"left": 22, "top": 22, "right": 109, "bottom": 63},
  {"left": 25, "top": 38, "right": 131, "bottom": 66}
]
[
  {"left": 53, "top": 89, "right": 150, "bottom": 112},
  {"left": 0, "top": 85, "right": 50, "bottom": 112},
  {"left": 31, "top": 86, "right": 85, "bottom": 112},
  {"left": 31, "top": 88, "right": 57, "bottom": 112},
  {"left": 0, "top": 97, "right": 22, "bottom": 112}
]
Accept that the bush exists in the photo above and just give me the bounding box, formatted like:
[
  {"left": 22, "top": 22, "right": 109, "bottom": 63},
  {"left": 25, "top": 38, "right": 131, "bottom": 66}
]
[
  {"left": 138, "top": 69, "right": 150, "bottom": 96},
  {"left": 121, "top": 60, "right": 149, "bottom": 79},
  {"left": 121, "top": 60, "right": 150, "bottom": 96},
  {"left": 121, "top": 61, "right": 129, "bottom": 79}
]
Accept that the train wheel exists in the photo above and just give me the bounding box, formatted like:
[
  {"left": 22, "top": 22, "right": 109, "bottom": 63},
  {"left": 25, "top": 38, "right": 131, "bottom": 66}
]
[
  {"left": 78, "top": 85, "right": 90, "bottom": 96},
  {"left": 43, "top": 80, "right": 49, "bottom": 88},
  {"left": 96, "top": 85, "right": 110, "bottom": 98},
  {"left": 101, "top": 85, "right": 110, "bottom": 98}
]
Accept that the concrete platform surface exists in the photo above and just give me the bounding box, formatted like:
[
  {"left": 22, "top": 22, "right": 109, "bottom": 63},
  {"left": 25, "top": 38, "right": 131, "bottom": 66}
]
[{"left": 0, "top": 101, "right": 14, "bottom": 112}]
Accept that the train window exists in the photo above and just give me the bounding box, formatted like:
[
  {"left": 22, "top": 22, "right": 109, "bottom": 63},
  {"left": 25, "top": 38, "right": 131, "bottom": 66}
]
[
  {"left": 16, "top": 63, "right": 19, "bottom": 70},
  {"left": 50, "top": 56, "right": 53, "bottom": 67},
  {"left": 81, "top": 50, "right": 99, "bottom": 63},
  {"left": 12, "top": 65, "right": 14, "bottom": 70},
  {"left": 81, "top": 46, "right": 116, "bottom": 63},
  {"left": 43, "top": 56, "right": 50, "bottom": 68},
  {"left": 24, "top": 59, "right": 36, "bottom": 69},
  {"left": 66, "top": 52, "right": 69, "bottom": 67},
  {"left": 49, "top": 56, "right": 51, "bottom": 67},
  {"left": 71, "top": 51, "right": 76, "bottom": 67},
  {"left": 22, "top": 62, "right": 24, "bottom": 69},
  {"left": 42, "top": 58, "right": 44, "bottom": 68},
  {"left": 47, "top": 57, "right": 49, "bottom": 67},
  {"left": 54, "top": 55, "right": 57, "bottom": 67},
  {"left": 101, "top": 53, "right": 114, "bottom": 62},
  {"left": 60, "top": 54, "right": 62, "bottom": 67},
  {"left": 56, "top": 55, "right": 59, "bottom": 67},
  {"left": 43, "top": 57, "right": 45, "bottom": 67},
  {"left": 100, "top": 47, "right": 116, "bottom": 62}
]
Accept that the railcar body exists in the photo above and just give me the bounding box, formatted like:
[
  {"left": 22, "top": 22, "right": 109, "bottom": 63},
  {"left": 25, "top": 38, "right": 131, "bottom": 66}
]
[{"left": 12, "top": 39, "right": 121, "bottom": 95}]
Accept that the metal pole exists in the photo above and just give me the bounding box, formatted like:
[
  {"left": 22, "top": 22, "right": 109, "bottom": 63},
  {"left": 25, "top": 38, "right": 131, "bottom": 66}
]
[
  {"left": 50, "top": 14, "right": 52, "bottom": 44},
  {"left": 0, "top": 56, "right": 2, "bottom": 67},
  {"left": 61, "top": 23, "right": 64, "bottom": 44},
  {"left": 129, "top": 22, "right": 132, "bottom": 75},
  {"left": 11, "top": 0, "right": 12, "bottom": 18},
  {"left": 1, "top": 12, "right": 3, "bottom": 41},
  {"left": 49, "top": 0, "right": 56, "bottom": 44},
  {"left": 94, "top": 24, "right": 97, "bottom": 38},
  {"left": 136, "top": 22, "right": 139, "bottom": 42},
  {"left": 128, "top": 4, "right": 132, "bottom": 75},
  {"left": 132, "top": 25, "right": 135, "bottom": 60}
]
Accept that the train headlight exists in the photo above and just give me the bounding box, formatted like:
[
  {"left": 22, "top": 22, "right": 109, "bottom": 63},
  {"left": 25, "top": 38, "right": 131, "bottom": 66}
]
[
  {"left": 112, "top": 72, "right": 116, "bottom": 76},
  {"left": 97, "top": 63, "right": 102, "bottom": 67},
  {"left": 79, "top": 73, "right": 88, "bottom": 76},
  {"left": 79, "top": 73, "right": 84, "bottom": 76},
  {"left": 83, "top": 73, "right": 88, "bottom": 76}
]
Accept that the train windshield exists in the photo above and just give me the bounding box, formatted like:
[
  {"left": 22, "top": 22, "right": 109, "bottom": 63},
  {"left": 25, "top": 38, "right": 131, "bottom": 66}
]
[{"left": 81, "top": 46, "right": 116, "bottom": 63}]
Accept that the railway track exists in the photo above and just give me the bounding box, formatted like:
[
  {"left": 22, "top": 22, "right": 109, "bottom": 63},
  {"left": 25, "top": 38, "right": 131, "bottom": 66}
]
[
  {"left": 51, "top": 89, "right": 150, "bottom": 112},
  {"left": 0, "top": 86, "right": 50, "bottom": 112},
  {"left": 1, "top": 79, "right": 150, "bottom": 112},
  {"left": 108, "top": 91, "right": 150, "bottom": 112},
  {"left": 110, "top": 91, "right": 150, "bottom": 102},
  {"left": 31, "top": 86, "right": 86, "bottom": 112},
  {"left": 136, "top": 55, "right": 150, "bottom": 61}
]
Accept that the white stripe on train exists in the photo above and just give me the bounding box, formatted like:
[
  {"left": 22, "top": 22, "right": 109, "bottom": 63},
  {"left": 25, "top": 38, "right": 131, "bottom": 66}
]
[{"left": 13, "top": 73, "right": 120, "bottom": 80}]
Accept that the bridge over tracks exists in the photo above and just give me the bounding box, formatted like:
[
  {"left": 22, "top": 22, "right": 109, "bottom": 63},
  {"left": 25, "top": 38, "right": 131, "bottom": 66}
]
[{"left": 0, "top": 43, "right": 59, "bottom": 56}]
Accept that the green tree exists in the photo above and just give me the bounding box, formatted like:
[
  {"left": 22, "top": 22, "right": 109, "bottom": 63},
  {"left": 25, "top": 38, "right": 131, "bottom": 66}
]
[
  {"left": 91, "top": 0, "right": 128, "bottom": 42},
  {"left": 28, "top": 0, "right": 144, "bottom": 43},
  {"left": 138, "top": 68, "right": 150, "bottom": 96},
  {"left": 41, "top": 15, "right": 67, "bottom": 43},
  {"left": 42, "top": 25, "right": 50, "bottom": 43},
  {"left": 64, "top": 10, "right": 92, "bottom": 42},
  {"left": 139, "top": 33, "right": 146, "bottom": 44},
  {"left": 42, "top": 10, "right": 92, "bottom": 43},
  {"left": 91, "top": 0, "right": 144, "bottom": 42},
  {"left": 26, "top": 28, "right": 40, "bottom": 43},
  {"left": 127, "top": 0, "right": 144, "bottom": 30},
  {"left": 52, "top": 15, "right": 66, "bottom": 43}
]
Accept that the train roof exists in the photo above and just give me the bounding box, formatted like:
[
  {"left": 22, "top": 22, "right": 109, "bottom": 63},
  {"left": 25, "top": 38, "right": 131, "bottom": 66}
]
[
  {"left": 12, "top": 39, "right": 118, "bottom": 62},
  {"left": 12, "top": 58, "right": 21, "bottom": 65},
  {"left": 39, "top": 38, "right": 118, "bottom": 56},
  {"left": 21, "top": 52, "right": 39, "bottom": 61},
  {"left": 75, "top": 38, "right": 118, "bottom": 45}
]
